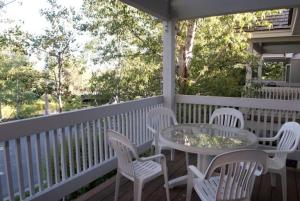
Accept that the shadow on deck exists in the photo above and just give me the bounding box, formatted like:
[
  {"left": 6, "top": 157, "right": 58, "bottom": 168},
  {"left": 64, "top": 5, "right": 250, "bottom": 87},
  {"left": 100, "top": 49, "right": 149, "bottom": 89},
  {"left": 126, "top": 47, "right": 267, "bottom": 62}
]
[{"left": 75, "top": 151, "right": 300, "bottom": 201}]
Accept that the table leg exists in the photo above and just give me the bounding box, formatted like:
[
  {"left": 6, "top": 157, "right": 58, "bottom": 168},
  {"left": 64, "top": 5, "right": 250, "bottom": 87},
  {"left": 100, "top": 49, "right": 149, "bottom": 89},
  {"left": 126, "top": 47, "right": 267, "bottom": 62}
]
[
  {"left": 167, "top": 154, "right": 213, "bottom": 188},
  {"left": 197, "top": 154, "right": 212, "bottom": 173},
  {"left": 167, "top": 175, "right": 188, "bottom": 189}
]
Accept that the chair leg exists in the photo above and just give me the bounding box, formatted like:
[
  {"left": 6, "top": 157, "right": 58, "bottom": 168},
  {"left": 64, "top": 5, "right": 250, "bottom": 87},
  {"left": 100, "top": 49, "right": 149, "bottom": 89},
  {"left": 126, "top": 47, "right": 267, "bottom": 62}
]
[
  {"left": 114, "top": 171, "right": 121, "bottom": 201},
  {"left": 171, "top": 149, "right": 175, "bottom": 161},
  {"left": 185, "top": 152, "right": 189, "bottom": 168},
  {"left": 151, "top": 145, "right": 155, "bottom": 155},
  {"left": 186, "top": 168, "right": 193, "bottom": 201},
  {"left": 270, "top": 173, "right": 277, "bottom": 187},
  {"left": 134, "top": 180, "right": 143, "bottom": 201},
  {"left": 280, "top": 168, "right": 287, "bottom": 201},
  {"left": 162, "top": 160, "right": 170, "bottom": 201}
]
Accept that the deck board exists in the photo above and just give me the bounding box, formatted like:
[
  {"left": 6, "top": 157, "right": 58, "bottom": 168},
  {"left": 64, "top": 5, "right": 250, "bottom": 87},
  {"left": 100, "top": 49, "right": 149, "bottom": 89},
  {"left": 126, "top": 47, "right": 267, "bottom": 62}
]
[{"left": 76, "top": 151, "right": 300, "bottom": 201}]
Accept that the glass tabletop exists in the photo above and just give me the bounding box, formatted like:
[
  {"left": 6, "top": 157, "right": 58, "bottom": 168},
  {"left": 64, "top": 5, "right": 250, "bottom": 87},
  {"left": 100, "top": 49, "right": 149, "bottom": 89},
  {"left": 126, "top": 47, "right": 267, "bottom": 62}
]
[{"left": 160, "top": 124, "right": 257, "bottom": 155}]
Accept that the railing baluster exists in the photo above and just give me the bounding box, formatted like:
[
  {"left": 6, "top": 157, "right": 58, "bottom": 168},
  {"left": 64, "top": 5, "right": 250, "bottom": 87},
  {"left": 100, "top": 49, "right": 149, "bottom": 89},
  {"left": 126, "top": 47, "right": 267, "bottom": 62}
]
[
  {"left": 193, "top": 104, "right": 197, "bottom": 123},
  {"left": 80, "top": 123, "right": 87, "bottom": 171},
  {"left": 270, "top": 110, "right": 275, "bottom": 139},
  {"left": 143, "top": 108, "right": 147, "bottom": 143},
  {"left": 132, "top": 111, "right": 136, "bottom": 144},
  {"left": 4, "top": 141, "right": 14, "bottom": 201},
  {"left": 92, "top": 120, "right": 98, "bottom": 165},
  {"left": 103, "top": 118, "right": 109, "bottom": 160},
  {"left": 97, "top": 119, "right": 104, "bottom": 163},
  {"left": 188, "top": 104, "right": 192, "bottom": 123},
  {"left": 60, "top": 128, "right": 67, "bottom": 180},
  {"left": 183, "top": 103, "right": 187, "bottom": 123},
  {"left": 178, "top": 103, "right": 182, "bottom": 123},
  {"left": 44, "top": 131, "right": 52, "bottom": 187},
  {"left": 35, "top": 134, "right": 43, "bottom": 191},
  {"left": 74, "top": 125, "right": 81, "bottom": 174},
  {"left": 209, "top": 105, "right": 213, "bottom": 120},
  {"left": 129, "top": 111, "right": 133, "bottom": 142},
  {"left": 25, "top": 136, "right": 34, "bottom": 195},
  {"left": 263, "top": 110, "right": 268, "bottom": 145},
  {"left": 66, "top": 126, "right": 74, "bottom": 176},
  {"left": 256, "top": 109, "right": 261, "bottom": 138},
  {"left": 106, "top": 117, "right": 113, "bottom": 158},
  {"left": 138, "top": 109, "right": 142, "bottom": 144},
  {"left": 125, "top": 112, "right": 130, "bottom": 140},
  {"left": 15, "top": 138, "right": 25, "bottom": 200},
  {"left": 204, "top": 105, "right": 207, "bottom": 123},
  {"left": 86, "top": 122, "right": 93, "bottom": 168},
  {"left": 250, "top": 109, "right": 254, "bottom": 133},
  {"left": 52, "top": 130, "right": 60, "bottom": 183},
  {"left": 198, "top": 104, "right": 202, "bottom": 123},
  {"left": 121, "top": 113, "right": 125, "bottom": 137}
]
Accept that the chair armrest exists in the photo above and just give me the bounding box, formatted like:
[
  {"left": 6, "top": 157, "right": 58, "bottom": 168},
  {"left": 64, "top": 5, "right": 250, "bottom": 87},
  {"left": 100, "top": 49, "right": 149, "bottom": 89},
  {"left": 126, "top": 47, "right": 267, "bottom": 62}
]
[
  {"left": 188, "top": 165, "right": 205, "bottom": 179},
  {"left": 147, "top": 127, "right": 158, "bottom": 135},
  {"left": 257, "top": 137, "right": 278, "bottom": 142},
  {"left": 264, "top": 150, "right": 293, "bottom": 154},
  {"left": 138, "top": 154, "right": 165, "bottom": 162}
]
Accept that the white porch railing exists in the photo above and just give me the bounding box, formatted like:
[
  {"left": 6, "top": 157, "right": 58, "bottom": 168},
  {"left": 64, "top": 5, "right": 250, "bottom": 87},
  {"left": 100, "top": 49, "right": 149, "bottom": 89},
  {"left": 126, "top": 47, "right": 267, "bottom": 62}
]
[
  {"left": 176, "top": 94, "right": 300, "bottom": 159},
  {"left": 251, "top": 80, "right": 300, "bottom": 88},
  {"left": 246, "top": 87, "right": 300, "bottom": 100},
  {"left": 0, "top": 96, "right": 163, "bottom": 201}
]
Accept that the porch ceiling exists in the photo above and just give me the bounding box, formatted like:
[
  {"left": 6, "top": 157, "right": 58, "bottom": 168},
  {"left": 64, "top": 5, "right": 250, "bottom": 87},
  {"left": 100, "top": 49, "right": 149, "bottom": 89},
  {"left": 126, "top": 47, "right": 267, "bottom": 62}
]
[
  {"left": 252, "top": 36, "right": 300, "bottom": 54},
  {"left": 120, "top": 0, "right": 300, "bottom": 21}
]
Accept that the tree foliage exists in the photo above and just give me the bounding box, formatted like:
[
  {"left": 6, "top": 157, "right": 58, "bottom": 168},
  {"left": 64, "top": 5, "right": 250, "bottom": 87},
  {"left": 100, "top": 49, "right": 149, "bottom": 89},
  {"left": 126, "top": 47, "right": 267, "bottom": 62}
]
[
  {"left": 32, "top": 0, "right": 83, "bottom": 112},
  {"left": 0, "top": 50, "right": 43, "bottom": 118},
  {"left": 83, "top": 0, "right": 277, "bottom": 100},
  {"left": 82, "top": 0, "right": 162, "bottom": 65},
  {"left": 90, "top": 58, "right": 161, "bottom": 105}
]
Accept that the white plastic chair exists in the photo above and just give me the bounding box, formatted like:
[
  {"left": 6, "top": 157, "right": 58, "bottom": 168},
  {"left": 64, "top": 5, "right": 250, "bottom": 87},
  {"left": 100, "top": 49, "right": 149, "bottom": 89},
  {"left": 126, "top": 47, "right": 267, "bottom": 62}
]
[
  {"left": 107, "top": 130, "right": 170, "bottom": 201},
  {"left": 146, "top": 107, "right": 178, "bottom": 160},
  {"left": 209, "top": 107, "right": 245, "bottom": 129},
  {"left": 200, "top": 107, "right": 245, "bottom": 171},
  {"left": 186, "top": 149, "right": 268, "bottom": 201},
  {"left": 258, "top": 122, "right": 300, "bottom": 201}
]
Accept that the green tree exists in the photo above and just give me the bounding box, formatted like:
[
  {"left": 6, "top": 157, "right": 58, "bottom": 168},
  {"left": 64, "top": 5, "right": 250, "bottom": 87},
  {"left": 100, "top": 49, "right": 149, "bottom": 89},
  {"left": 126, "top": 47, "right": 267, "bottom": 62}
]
[
  {"left": 90, "top": 58, "right": 161, "bottom": 105},
  {"left": 83, "top": 0, "right": 278, "bottom": 99},
  {"left": 33, "top": 0, "right": 82, "bottom": 112},
  {"left": 0, "top": 50, "right": 43, "bottom": 119}
]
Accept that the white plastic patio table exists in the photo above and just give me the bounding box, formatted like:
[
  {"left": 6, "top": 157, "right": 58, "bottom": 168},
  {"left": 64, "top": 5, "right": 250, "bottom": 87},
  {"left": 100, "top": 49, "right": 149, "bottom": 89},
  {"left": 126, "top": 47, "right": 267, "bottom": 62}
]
[{"left": 160, "top": 123, "right": 258, "bottom": 188}]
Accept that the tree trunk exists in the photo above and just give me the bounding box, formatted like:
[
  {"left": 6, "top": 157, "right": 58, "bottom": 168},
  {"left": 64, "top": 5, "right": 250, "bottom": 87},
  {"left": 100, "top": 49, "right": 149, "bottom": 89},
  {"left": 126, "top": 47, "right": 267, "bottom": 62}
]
[
  {"left": 44, "top": 92, "right": 49, "bottom": 115},
  {"left": 245, "top": 64, "right": 252, "bottom": 88},
  {"left": 16, "top": 78, "right": 20, "bottom": 119},
  {"left": 178, "top": 20, "right": 197, "bottom": 94},
  {"left": 0, "top": 102, "right": 2, "bottom": 121},
  {"left": 57, "top": 53, "right": 63, "bottom": 113}
]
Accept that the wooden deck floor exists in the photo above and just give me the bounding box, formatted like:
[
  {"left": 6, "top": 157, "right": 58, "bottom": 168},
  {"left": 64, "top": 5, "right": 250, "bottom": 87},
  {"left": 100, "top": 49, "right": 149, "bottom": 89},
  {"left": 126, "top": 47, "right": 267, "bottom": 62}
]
[{"left": 76, "top": 151, "right": 300, "bottom": 201}]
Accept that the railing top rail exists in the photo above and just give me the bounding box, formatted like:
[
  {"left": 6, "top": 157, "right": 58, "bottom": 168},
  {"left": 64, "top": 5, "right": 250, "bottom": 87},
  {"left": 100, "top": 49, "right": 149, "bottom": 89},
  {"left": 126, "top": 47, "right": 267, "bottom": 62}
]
[
  {"left": 0, "top": 96, "right": 163, "bottom": 141},
  {"left": 176, "top": 94, "right": 300, "bottom": 112}
]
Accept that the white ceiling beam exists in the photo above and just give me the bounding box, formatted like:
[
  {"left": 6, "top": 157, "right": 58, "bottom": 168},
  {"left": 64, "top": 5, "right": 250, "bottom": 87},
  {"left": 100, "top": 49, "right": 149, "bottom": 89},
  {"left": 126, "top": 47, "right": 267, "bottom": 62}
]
[
  {"left": 291, "top": 8, "right": 300, "bottom": 35},
  {"left": 262, "top": 43, "right": 300, "bottom": 54},
  {"left": 251, "top": 36, "right": 300, "bottom": 43},
  {"left": 120, "top": 0, "right": 170, "bottom": 20},
  {"left": 171, "top": 0, "right": 300, "bottom": 20}
]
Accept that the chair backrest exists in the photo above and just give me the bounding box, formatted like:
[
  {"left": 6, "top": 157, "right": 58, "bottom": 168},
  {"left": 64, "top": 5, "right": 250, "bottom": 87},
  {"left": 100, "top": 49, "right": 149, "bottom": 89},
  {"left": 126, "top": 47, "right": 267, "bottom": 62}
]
[
  {"left": 274, "top": 122, "right": 300, "bottom": 161},
  {"left": 107, "top": 130, "right": 139, "bottom": 177},
  {"left": 204, "top": 149, "right": 268, "bottom": 201},
  {"left": 146, "top": 107, "right": 178, "bottom": 144},
  {"left": 209, "top": 108, "right": 245, "bottom": 129}
]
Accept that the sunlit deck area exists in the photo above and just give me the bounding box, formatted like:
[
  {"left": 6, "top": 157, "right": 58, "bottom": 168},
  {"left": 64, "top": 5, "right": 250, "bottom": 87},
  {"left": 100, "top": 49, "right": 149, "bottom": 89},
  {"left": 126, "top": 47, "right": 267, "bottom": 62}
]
[{"left": 76, "top": 151, "right": 300, "bottom": 201}]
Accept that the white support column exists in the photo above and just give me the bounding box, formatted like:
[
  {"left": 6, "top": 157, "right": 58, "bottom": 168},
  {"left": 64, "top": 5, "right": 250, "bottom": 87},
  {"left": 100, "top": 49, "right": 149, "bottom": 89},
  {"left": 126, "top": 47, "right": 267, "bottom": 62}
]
[
  {"left": 258, "top": 56, "right": 263, "bottom": 81},
  {"left": 163, "top": 20, "right": 176, "bottom": 111}
]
